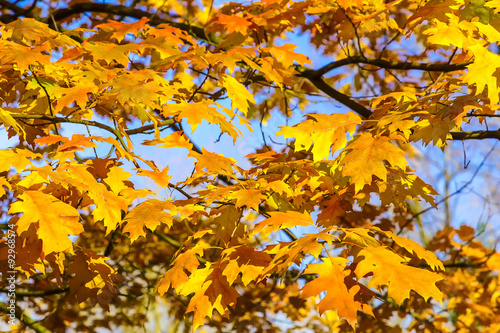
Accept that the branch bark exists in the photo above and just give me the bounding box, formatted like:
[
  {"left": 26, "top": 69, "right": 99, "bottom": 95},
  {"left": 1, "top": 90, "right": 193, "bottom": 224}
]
[
  {"left": 0, "top": 287, "right": 69, "bottom": 297},
  {"left": 11, "top": 114, "right": 174, "bottom": 136},
  {"left": 48, "top": 3, "right": 220, "bottom": 45},
  {"left": 298, "top": 69, "right": 374, "bottom": 119},
  {"left": 304, "top": 56, "right": 471, "bottom": 78},
  {"left": 450, "top": 130, "right": 500, "bottom": 140}
]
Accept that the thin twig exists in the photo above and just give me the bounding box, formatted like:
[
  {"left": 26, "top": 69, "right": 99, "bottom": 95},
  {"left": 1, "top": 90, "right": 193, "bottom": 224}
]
[{"left": 398, "top": 142, "right": 497, "bottom": 234}]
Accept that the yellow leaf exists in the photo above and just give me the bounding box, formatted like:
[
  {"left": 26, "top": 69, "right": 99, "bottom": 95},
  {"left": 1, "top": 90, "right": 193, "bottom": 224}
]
[
  {"left": 0, "top": 106, "right": 24, "bottom": 135},
  {"left": 229, "top": 188, "right": 266, "bottom": 212},
  {"left": 278, "top": 112, "right": 361, "bottom": 161},
  {"left": 221, "top": 245, "right": 272, "bottom": 286},
  {"left": 372, "top": 227, "right": 444, "bottom": 271},
  {"left": 183, "top": 262, "right": 239, "bottom": 331},
  {"left": 354, "top": 246, "right": 444, "bottom": 305},
  {"left": 252, "top": 211, "right": 314, "bottom": 236},
  {"left": 142, "top": 131, "right": 193, "bottom": 150},
  {"left": 464, "top": 44, "right": 500, "bottom": 104},
  {"left": 188, "top": 148, "right": 236, "bottom": 178},
  {"left": 84, "top": 41, "right": 139, "bottom": 66},
  {"left": 156, "top": 244, "right": 205, "bottom": 294},
  {"left": 219, "top": 74, "right": 255, "bottom": 115},
  {"left": 4, "top": 18, "right": 58, "bottom": 45},
  {"left": 96, "top": 17, "right": 150, "bottom": 42},
  {"left": 122, "top": 199, "right": 174, "bottom": 242},
  {"left": 9, "top": 191, "right": 83, "bottom": 254},
  {"left": 302, "top": 257, "right": 372, "bottom": 329},
  {"left": 103, "top": 166, "right": 132, "bottom": 194},
  {"left": 340, "top": 133, "right": 407, "bottom": 193}
]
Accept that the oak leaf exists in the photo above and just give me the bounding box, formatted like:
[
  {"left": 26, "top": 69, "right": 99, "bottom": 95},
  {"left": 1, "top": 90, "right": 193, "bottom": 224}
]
[
  {"left": 252, "top": 210, "right": 314, "bottom": 236},
  {"left": 122, "top": 199, "right": 174, "bottom": 242},
  {"left": 219, "top": 74, "right": 255, "bottom": 115},
  {"left": 157, "top": 244, "right": 206, "bottom": 293},
  {"left": 178, "top": 262, "right": 240, "bottom": 331},
  {"left": 372, "top": 227, "right": 444, "bottom": 271},
  {"left": 8, "top": 191, "right": 83, "bottom": 254},
  {"left": 354, "top": 246, "right": 444, "bottom": 304},
  {"left": 301, "top": 257, "right": 372, "bottom": 329},
  {"left": 340, "top": 133, "right": 407, "bottom": 192},
  {"left": 66, "top": 250, "right": 120, "bottom": 310},
  {"left": 278, "top": 112, "right": 361, "bottom": 161}
]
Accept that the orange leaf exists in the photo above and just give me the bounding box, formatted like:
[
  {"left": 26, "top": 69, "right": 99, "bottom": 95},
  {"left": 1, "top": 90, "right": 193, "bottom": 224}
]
[
  {"left": 137, "top": 166, "right": 172, "bottom": 188},
  {"left": 216, "top": 14, "right": 252, "bottom": 34},
  {"left": 122, "top": 199, "right": 174, "bottom": 242},
  {"left": 301, "top": 257, "right": 372, "bottom": 329},
  {"left": 264, "top": 43, "right": 312, "bottom": 67},
  {"left": 252, "top": 211, "right": 314, "bottom": 236}
]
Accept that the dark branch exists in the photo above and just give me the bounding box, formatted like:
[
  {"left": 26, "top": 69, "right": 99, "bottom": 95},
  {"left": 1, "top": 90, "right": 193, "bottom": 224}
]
[
  {"left": 305, "top": 56, "right": 471, "bottom": 78},
  {"left": 11, "top": 114, "right": 174, "bottom": 136},
  {"left": 450, "top": 130, "right": 500, "bottom": 140},
  {"left": 297, "top": 70, "right": 374, "bottom": 119},
  {"left": 298, "top": 69, "right": 500, "bottom": 142},
  {"left": 0, "top": 0, "right": 24, "bottom": 16},
  {"left": 0, "top": 287, "right": 69, "bottom": 297},
  {"left": 48, "top": 3, "right": 220, "bottom": 45}
]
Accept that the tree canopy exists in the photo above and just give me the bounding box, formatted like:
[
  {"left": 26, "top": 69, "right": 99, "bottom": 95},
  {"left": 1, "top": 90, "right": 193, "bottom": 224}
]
[{"left": 0, "top": 0, "right": 499, "bottom": 332}]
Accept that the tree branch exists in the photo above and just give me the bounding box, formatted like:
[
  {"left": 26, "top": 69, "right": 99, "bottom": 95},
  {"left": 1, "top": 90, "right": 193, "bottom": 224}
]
[
  {"left": 450, "top": 130, "right": 500, "bottom": 140},
  {"left": 304, "top": 56, "right": 471, "bottom": 78},
  {"left": 298, "top": 70, "right": 500, "bottom": 142},
  {"left": 398, "top": 143, "right": 497, "bottom": 234},
  {"left": 11, "top": 114, "right": 174, "bottom": 137},
  {"left": 0, "top": 0, "right": 24, "bottom": 16},
  {"left": 0, "top": 287, "right": 69, "bottom": 297},
  {"left": 297, "top": 70, "right": 374, "bottom": 119},
  {"left": 48, "top": 3, "right": 220, "bottom": 45}
]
